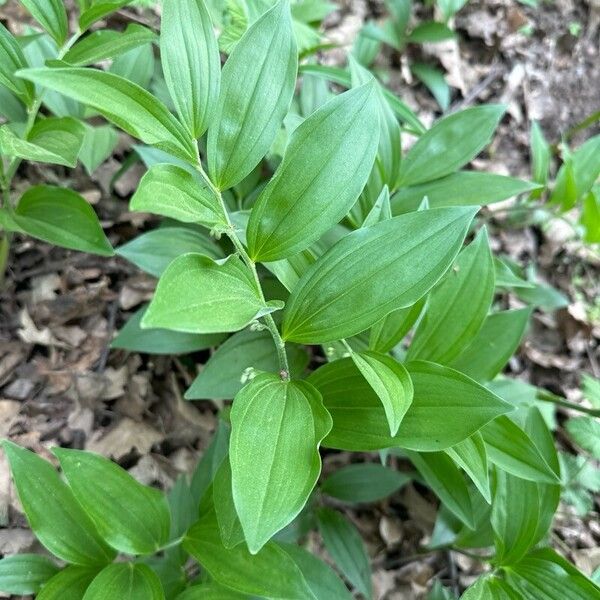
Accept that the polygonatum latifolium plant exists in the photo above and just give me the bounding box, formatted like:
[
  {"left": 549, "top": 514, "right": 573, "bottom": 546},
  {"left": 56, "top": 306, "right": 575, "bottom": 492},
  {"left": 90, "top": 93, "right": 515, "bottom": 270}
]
[{"left": 1, "top": 0, "right": 600, "bottom": 598}]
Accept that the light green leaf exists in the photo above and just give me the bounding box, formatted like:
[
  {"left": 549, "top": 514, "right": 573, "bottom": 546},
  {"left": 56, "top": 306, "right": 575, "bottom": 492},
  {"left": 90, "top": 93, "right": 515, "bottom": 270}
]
[
  {"left": 460, "top": 575, "right": 515, "bottom": 600},
  {"left": 143, "top": 253, "right": 281, "bottom": 334},
  {"left": 282, "top": 207, "right": 477, "bottom": 343},
  {"left": 446, "top": 433, "right": 491, "bottom": 503},
  {"left": 554, "top": 134, "right": 600, "bottom": 203},
  {"left": 368, "top": 297, "right": 426, "bottom": 353},
  {"left": 112, "top": 305, "right": 225, "bottom": 354},
  {"left": 176, "top": 583, "right": 248, "bottom": 599},
  {"left": 397, "top": 105, "right": 505, "bottom": 186},
  {"left": 83, "top": 564, "right": 164, "bottom": 600},
  {"left": 185, "top": 328, "right": 309, "bottom": 400},
  {"left": 129, "top": 164, "right": 226, "bottom": 226},
  {"left": 321, "top": 463, "right": 410, "bottom": 503},
  {"left": 0, "top": 554, "right": 58, "bottom": 595},
  {"left": 0, "top": 117, "right": 85, "bottom": 167},
  {"left": 18, "top": 67, "right": 196, "bottom": 161},
  {"left": 53, "top": 448, "right": 171, "bottom": 555},
  {"left": 21, "top": 0, "right": 67, "bottom": 45},
  {"left": 408, "top": 227, "right": 494, "bottom": 364},
  {"left": 79, "top": 1, "right": 132, "bottom": 32},
  {"left": 246, "top": 83, "right": 379, "bottom": 261},
  {"left": 411, "top": 63, "right": 450, "bottom": 111},
  {"left": 161, "top": 0, "right": 220, "bottom": 137},
  {"left": 12, "top": 186, "right": 113, "bottom": 256},
  {"left": 37, "top": 566, "right": 99, "bottom": 600},
  {"left": 449, "top": 308, "right": 531, "bottom": 382},
  {"left": 391, "top": 171, "right": 541, "bottom": 213},
  {"left": 408, "top": 21, "right": 456, "bottom": 43},
  {"left": 0, "top": 83, "right": 27, "bottom": 121},
  {"left": 0, "top": 23, "right": 34, "bottom": 103},
  {"left": 352, "top": 350, "right": 413, "bottom": 436},
  {"left": 1, "top": 441, "right": 116, "bottom": 566},
  {"left": 582, "top": 189, "right": 600, "bottom": 243},
  {"left": 79, "top": 125, "right": 119, "bottom": 175},
  {"left": 230, "top": 374, "right": 332, "bottom": 553},
  {"left": 362, "top": 185, "right": 392, "bottom": 227},
  {"left": 565, "top": 417, "right": 600, "bottom": 459},
  {"left": 208, "top": 0, "right": 298, "bottom": 189},
  {"left": 530, "top": 121, "right": 550, "bottom": 188},
  {"left": 213, "top": 458, "right": 245, "bottom": 549},
  {"left": 309, "top": 359, "right": 511, "bottom": 451},
  {"left": 63, "top": 25, "right": 157, "bottom": 66},
  {"left": 109, "top": 42, "right": 154, "bottom": 88}
]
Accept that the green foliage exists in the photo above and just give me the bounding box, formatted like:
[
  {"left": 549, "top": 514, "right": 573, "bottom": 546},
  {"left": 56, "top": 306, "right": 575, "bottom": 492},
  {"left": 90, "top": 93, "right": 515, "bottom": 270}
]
[{"left": 1, "top": 1, "right": 599, "bottom": 598}]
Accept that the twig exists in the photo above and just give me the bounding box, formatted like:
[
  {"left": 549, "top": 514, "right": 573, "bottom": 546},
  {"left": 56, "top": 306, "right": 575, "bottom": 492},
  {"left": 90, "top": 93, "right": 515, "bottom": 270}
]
[{"left": 450, "top": 63, "right": 504, "bottom": 111}]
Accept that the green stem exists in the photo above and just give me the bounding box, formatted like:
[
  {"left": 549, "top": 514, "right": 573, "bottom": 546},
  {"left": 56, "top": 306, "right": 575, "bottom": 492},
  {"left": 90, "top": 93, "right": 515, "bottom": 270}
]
[
  {"left": 195, "top": 162, "right": 290, "bottom": 380},
  {"left": 340, "top": 338, "right": 354, "bottom": 355},
  {"left": 536, "top": 389, "right": 600, "bottom": 418}
]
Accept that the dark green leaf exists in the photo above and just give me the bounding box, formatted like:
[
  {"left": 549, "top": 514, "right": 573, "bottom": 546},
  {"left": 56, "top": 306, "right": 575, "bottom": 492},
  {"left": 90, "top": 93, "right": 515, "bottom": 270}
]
[
  {"left": 175, "top": 583, "right": 248, "bottom": 599},
  {"left": 37, "top": 566, "right": 99, "bottom": 600},
  {"left": 0, "top": 23, "right": 33, "bottom": 103},
  {"left": 0, "top": 554, "right": 58, "bottom": 595},
  {"left": 213, "top": 458, "right": 245, "bottom": 549},
  {"left": 83, "top": 563, "right": 164, "bottom": 600},
  {"left": 21, "top": 0, "right": 67, "bottom": 45},
  {"left": 408, "top": 22, "right": 456, "bottom": 43},
  {"left": 368, "top": 297, "right": 426, "bottom": 353}
]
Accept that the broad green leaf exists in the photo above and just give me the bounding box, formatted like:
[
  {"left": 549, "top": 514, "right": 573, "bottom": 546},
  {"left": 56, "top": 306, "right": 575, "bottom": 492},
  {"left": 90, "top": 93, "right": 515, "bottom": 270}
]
[
  {"left": 0, "top": 83, "right": 27, "bottom": 121},
  {"left": 109, "top": 42, "right": 154, "bottom": 88},
  {"left": 407, "top": 451, "right": 474, "bottom": 528},
  {"left": 411, "top": 63, "right": 450, "bottom": 111},
  {"left": 446, "top": 433, "right": 491, "bottom": 503},
  {"left": 143, "top": 254, "right": 282, "bottom": 334},
  {"left": 321, "top": 462, "right": 410, "bottom": 503},
  {"left": 79, "top": 1, "right": 132, "bottom": 32},
  {"left": 117, "top": 226, "right": 224, "bottom": 278},
  {"left": 566, "top": 416, "right": 600, "bottom": 459},
  {"left": 112, "top": 305, "right": 225, "bottom": 354},
  {"left": 282, "top": 207, "right": 477, "bottom": 343},
  {"left": 317, "top": 508, "right": 372, "bottom": 599},
  {"left": 449, "top": 308, "right": 531, "bottom": 382},
  {"left": 161, "top": 0, "right": 220, "bottom": 137},
  {"left": 129, "top": 164, "right": 226, "bottom": 226},
  {"left": 1, "top": 441, "right": 115, "bottom": 566},
  {"left": 79, "top": 125, "right": 118, "bottom": 175},
  {"left": 0, "top": 554, "right": 58, "bottom": 595},
  {"left": 207, "top": 0, "right": 298, "bottom": 189},
  {"left": 352, "top": 350, "right": 413, "bottom": 436},
  {"left": 408, "top": 21, "right": 456, "bottom": 43},
  {"left": 19, "top": 67, "right": 196, "bottom": 161},
  {"left": 494, "top": 257, "right": 535, "bottom": 289},
  {"left": 309, "top": 359, "right": 511, "bottom": 451},
  {"left": 230, "top": 374, "right": 332, "bottom": 553},
  {"left": 176, "top": 583, "right": 248, "bottom": 599},
  {"left": 0, "top": 23, "right": 33, "bottom": 102},
  {"left": 408, "top": 227, "right": 494, "bottom": 364},
  {"left": 12, "top": 186, "right": 113, "bottom": 256},
  {"left": 397, "top": 105, "right": 505, "bottom": 186},
  {"left": 530, "top": 121, "right": 550, "bottom": 188},
  {"left": 0, "top": 117, "right": 85, "bottom": 167},
  {"left": 368, "top": 297, "right": 426, "bottom": 353},
  {"left": 63, "top": 25, "right": 157, "bottom": 66},
  {"left": 83, "top": 564, "right": 164, "bottom": 600},
  {"left": 21, "top": 0, "right": 67, "bottom": 45},
  {"left": 554, "top": 134, "right": 600, "bottom": 203},
  {"left": 391, "top": 171, "right": 541, "bottom": 213},
  {"left": 246, "top": 83, "right": 379, "bottom": 261},
  {"left": 37, "top": 566, "right": 99, "bottom": 600},
  {"left": 362, "top": 185, "right": 392, "bottom": 227},
  {"left": 53, "top": 448, "right": 171, "bottom": 555},
  {"left": 549, "top": 157, "right": 577, "bottom": 209},
  {"left": 481, "top": 416, "right": 559, "bottom": 484},
  {"left": 460, "top": 575, "right": 516, "bottom": 600},
  {"left": 185, "top": 328, "right": 309, "bottom": 400}
]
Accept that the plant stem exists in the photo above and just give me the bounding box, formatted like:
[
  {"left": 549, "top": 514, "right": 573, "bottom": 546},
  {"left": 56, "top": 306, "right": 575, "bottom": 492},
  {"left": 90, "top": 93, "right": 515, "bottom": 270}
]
[
  {"left": 340, "top": 338, "right": 354, "bottom": 355},
  {"left": 536, "top": 389, "right": 600, "bottom": 418},
  {"left": 194, "top": 162, "right": 290, "bottom": 380}
]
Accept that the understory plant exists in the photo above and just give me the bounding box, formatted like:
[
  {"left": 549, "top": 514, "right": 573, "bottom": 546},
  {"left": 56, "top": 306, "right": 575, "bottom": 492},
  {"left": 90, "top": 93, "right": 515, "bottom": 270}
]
[{"left": 1, "top": 0, "right": 599, "bottom": 598}]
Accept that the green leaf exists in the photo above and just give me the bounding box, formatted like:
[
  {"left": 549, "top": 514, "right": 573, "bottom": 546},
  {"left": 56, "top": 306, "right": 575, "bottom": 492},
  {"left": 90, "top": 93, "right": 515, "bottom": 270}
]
[
  {"left": 317, "top": 508, "right": 372, "bottom": 599},
  {"left": 117, "top": 226, "right": 224, "bottom": 278},
  {"left": 445, "top": 433, "right": 491, "bottom": 503},
  {"left": 368, "top": 297, "right": 426, "bottom": 353},
  {"left": 230, "top": 373, "right": 332, "bottom": 553},
  {"left": 411, "top": 63, "right": 450, "bottom": 111},
  {"left": 460, "top": 575, "right": 516, "bottom": 599},
  {"left": 79, "top": 1, "right": 132, "bottom": 32},
  {"left": 161, "top": 0, "right": 220, "bottom": 137},
  {"left": 112, "top": 304, "right": 225, "bottom": 354},
  {"left": 1, "top": 441, "right": 116, "bottom": 565},
  {"left": 212, "top": 458, "right": 245, "bottom": 549},
  {"left": 408, "top": 228, "right": 494, "bottom": 363},
  {"left": 246, "top": 83, "right": 379, "bottom": 261},
  {"left": 397, "top": 106, "right": 505, "bottom": 186},
  {"left": 449, "top": 308, "right": 531, "bottom": 382},
  {"left": 0, "top": 23, "right": 34, "bottom": 103},
  {"left": 282, "top": 207, "right": 477, "bottom": 343},
  {"left": 12, "top": 186, "right": 113, "bottom": 256},
  {"left": 79, "top": 125, "right": 119, "bottom": 175},
  {"left": 109, "top": 42, "right": 154, "bottom": 88},
  {"left": 352, "top": 350, "right": 413, "bottom": 436},
  {"left": 207, "top": 0, "right": 298, "bottom": 189},
  {"left": 21, "top": 0, "right": 67, "bottom": 45},
  {"left": 408, "top": 21, "right": 456, "bottom": 43},
  {"left": 321, "top": 462, "right": 410, "bottom": 503},
  {"left": 555, "top": 134, "right": 600, "bottom": 202},
  {"left": 185, "top": 328, "right": 309, "bottom": 400},
  {"left": 565, "top": 417, "right": 600, "bottom": 459},
  {"left": 37, "top": 566, "right": 99, "bottom": 600},
  {"left": 18, "top": 67, "right": 196, "bottom": 161},
  {"left": 63, "top": 25, "right": 157, "bottom": 66},
  {"left": 0, "top": 83, "right": 27, "bottom": 121},
  {"left": 129, "top": 164, "right": 226, "bottom": 227},
  {"left": 309, "top": 359, "right": 511, "bottom": 451},
  {"left": 582, "top": 189, "right": 600, "bottom": 243},
  {"left": 83, "top": 564, "right": 164, "bottom": 600},
  {"left": 176, "top": 583, "right": 248, "bottom": 599},
  {"left": 391, "top": 171, "right": 541, "bottom": 213},
  {"left": 142, "top": 254, "right": 281, "bottom": 334},
  {"left": 53, "top": 448, "right": 171, "bottom": 555},
  {"left": 362, "top": 185, "right": 392, "bottom": 227},
  {"left": 530, "top": 121, "right": 550, "bottom": 187},
  {"left": 481, "top": 416, "right": 559, "bottom": 484},
  {"left": 0, "top": 116, "right": 85, "bottom": 167},
  {"left": 0, "top": 554, "right": 58, "bottom": 595},
  {"left": 408, "top": 451, "right": 474, "bottom": 528}
]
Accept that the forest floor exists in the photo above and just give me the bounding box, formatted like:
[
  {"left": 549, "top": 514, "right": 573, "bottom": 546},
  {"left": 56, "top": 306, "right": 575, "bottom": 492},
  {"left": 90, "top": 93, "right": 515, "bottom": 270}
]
[{"left": 0, "top": 0, "right": 599, "bottom": 597}]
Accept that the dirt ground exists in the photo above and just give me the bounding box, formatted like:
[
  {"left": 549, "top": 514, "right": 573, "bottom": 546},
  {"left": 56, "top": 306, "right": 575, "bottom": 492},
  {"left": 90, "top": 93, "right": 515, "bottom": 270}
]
[{"left": 0, "top": 0, "right": 599, "bottom": 598}]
